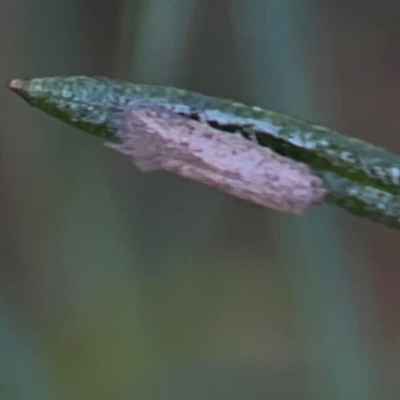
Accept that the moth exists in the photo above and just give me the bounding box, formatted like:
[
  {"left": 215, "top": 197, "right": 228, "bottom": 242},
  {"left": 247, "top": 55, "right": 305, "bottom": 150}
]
[{"left": 107, "top": 105, "right": 326, "bottom": 213}]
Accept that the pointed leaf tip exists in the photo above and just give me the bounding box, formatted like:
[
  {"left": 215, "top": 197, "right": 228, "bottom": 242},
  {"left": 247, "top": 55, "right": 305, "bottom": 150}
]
[
  {"left": 7, "top": 79, "right": 24, "bottom": 91},
  {"left": 7, "top": 79, "right": 33, "bottom": 104}
]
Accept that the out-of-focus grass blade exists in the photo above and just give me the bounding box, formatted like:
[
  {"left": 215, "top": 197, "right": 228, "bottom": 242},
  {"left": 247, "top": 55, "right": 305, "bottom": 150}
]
[{"left": 0, "top": 292, "right": 70, "bottom": 400}]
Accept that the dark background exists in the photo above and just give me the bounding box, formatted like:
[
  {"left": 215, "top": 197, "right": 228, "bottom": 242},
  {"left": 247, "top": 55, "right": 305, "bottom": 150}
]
[{"left": 1, "top": 1, "right": 400, "bottom": 399}]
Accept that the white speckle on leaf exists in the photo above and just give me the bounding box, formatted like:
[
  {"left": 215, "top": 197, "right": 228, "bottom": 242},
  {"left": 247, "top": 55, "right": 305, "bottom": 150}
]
[
  {"left": 107, "top": 106, "right": 327, "bottom": 214},
  {"left": 389, "top": 167, "right": 400, "bottom": 184}
]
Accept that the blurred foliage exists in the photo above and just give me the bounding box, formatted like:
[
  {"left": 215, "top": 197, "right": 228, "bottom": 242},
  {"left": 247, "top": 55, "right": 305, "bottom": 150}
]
[{"left": 1, "top": 1, "right": 400, "bottom": 399}]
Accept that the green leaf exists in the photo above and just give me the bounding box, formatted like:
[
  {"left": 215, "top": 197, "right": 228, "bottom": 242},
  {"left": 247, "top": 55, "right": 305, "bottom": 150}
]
[{"left": 8, "top": 76, "right": 400, "bottom": 230}]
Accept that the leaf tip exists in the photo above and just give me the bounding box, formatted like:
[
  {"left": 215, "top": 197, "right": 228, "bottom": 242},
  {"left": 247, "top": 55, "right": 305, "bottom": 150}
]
[
  {"left": 7, "top": 79, "right": 30, "bottom": 103},
  {"left": 7, "top": 79, "right": 24, "bottom": 91}
]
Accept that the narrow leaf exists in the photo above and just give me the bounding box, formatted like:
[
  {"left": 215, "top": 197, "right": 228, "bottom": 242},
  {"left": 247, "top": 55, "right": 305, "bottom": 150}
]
[{"left": 8, "top": 76, "right": 400, "bottom": 229}]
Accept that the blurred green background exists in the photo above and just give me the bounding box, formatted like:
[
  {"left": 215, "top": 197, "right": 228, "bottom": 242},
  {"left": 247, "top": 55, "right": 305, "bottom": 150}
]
[{"left": 1, "top": 1, "right": 400, "bottom": 399}]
